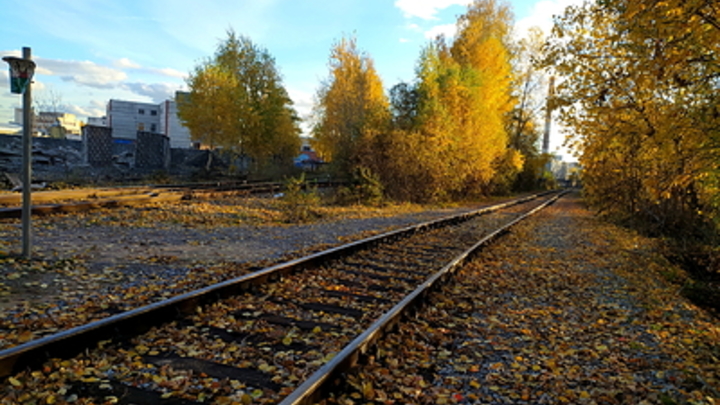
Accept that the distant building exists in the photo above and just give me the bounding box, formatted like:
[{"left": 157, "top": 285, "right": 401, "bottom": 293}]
[
  {"left": 160, "top": 94, "right": 193, "bottom": 149},
  {"left": 106, "top": 100, "right": 161, "bottom": 139},
  {"left": 0, "top": 122, "right": 21, "bottom": 135},
  {"left": 13, "top": 108, "right": 82, "bottom": 137},
  {"left": 105, "top": 92, "right": 192, "bottom": 149},
  {"left": 549, "top": 155, "right": 581, "bottom": 187},
  {"left": 87, "top": 116, "right": 107, "bottom": 127},
  {"left": 294, "top": 139, "right": 324, "bottom": 170}
]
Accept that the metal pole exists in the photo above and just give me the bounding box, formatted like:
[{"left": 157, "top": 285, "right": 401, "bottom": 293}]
[
  {"left": 21, "top": 47, "right": 32, "bottom": 259},
  {"left": 542, "top": 76, "right": 555, "bottom": 155}
]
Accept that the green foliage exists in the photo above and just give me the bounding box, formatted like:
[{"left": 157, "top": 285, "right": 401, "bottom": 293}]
[
  {"left": 489, "top": 148, "right": 525, "bottom": 195},
  {"left": 334, "top": 167, "right": 384, "bottom": 206},
  {"left": 178, "top": 30, "right": 301, "bottom": 174},
  {"left": 539, "top": 170, "right": 558, "bottom": 191},
  {"left": 281, "top": 173, "right": 321, "bottom": 222}
]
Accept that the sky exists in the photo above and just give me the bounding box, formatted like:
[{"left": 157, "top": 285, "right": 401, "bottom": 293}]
[{"left": 0, "top": 0, "right": 581, "bottom": 157}]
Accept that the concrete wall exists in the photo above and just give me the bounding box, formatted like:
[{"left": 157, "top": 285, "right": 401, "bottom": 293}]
[{"left": 1, "top": 133, "right": 241, "bottom": 185}]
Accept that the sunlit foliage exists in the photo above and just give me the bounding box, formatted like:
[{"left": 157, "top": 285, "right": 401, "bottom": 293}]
[
  {"left": 381, "top": 0, "right": 517, "bottom": 202},
  {"left": 546, "top": 0, "right": 720, "bottom": 236},
  {"left": 312, "top": 35, "right": 391, "bottom": 179},
  {"left": 179, "top": 30, "right": 301, "bottom": 172}
]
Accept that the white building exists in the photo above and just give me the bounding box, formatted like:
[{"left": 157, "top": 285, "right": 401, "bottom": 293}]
[
  {"left": 159, "top": 97, "right": 192, "bottom": 149},
  {"left": 13, "top": 108, "right": 83, "bottom": 137},
  {"left": 87, "top": 116, "right": 107, "bottom": 126},
  {"left": 105, "top": 93, "right": 192, "bottom": 149},
  {"left": 106, "top": 100, "right": 161, "bottom": 138}
]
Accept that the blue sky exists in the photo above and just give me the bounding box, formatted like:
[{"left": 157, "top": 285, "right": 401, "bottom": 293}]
[{"left": 0, "top": 0, "right": 580, "bottom": 155}]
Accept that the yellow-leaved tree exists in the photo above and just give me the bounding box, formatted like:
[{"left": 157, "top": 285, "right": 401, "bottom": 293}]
[
  {"left": 384, "top": 0, "right": 516, "bottom": 201},
  {"left": 179, "top": 30, "right": 301, "bottom": 174},
  {"left": 312, "top": 35, "right": 391, "bottom": 180},
  {"left": 545, "top": 0, "right": 719, "bottom": 235},
  {"left": 452, "top": 0, "right": 516, "bottom": 194}
]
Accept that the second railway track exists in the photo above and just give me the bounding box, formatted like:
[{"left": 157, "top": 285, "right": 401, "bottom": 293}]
[
  {"left": 0, "top": 191, "right": 565, "bottom": 405},
  {"left": 0, "top": 180, "right": 335, "bottom": 219}
]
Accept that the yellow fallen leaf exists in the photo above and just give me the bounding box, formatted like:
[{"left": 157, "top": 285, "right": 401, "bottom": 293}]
[{"left": 17, "top": 330, "right": 34, "bottom": 343}]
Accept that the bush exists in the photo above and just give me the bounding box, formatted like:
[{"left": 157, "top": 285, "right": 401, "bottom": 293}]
[
  {"left": 333, "top": 167, "right": 384, "bottom": 206},
  {"left": 280, "top": 173, "right": 321, "bottom": 223}
]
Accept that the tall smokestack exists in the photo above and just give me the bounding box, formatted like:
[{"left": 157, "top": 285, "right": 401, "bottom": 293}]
[{"left": 542, "top": 76, "right": 555, "bottom": 155}]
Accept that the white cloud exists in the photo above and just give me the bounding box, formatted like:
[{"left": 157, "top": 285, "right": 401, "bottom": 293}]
[
  {"left": 395, "top": 0, "right": 472, "bottom": 20},
  {"left": 515, "top": 0, "right": 584, "bottom": 38},
  {"left": 89, "top": 99, "right": 107, "bottom": 110},
  {"left": 286, "top": 87, "right": 315, "bottom": 136},
  {"left": 113, "top": 58, "right": 187, "bottom": 79},
  {"left": 30, "top": 80, "right": 46, "bottom": 92},
  {"left": 65, "top": 103, "right": 105, "bottom": 118},
  {"left": 114, "top": 57, "right": 141, "bottom": 69},
  {"left": 152, "top": 67, "right": 186, "bottom": 79},
  {"left": 287, "top": 87, "right": 313, "bottom": 117},
  {"left": 399, "top": 38, "right": 410, "bottom": 43},
  {"left": 424, "top": 23, "right": 458, "bottom": 39},
  {"left": 38, "top": 58, "right": 127, "bottom": 89},
  {"left": 121, "top": 82, "right": 180, "bottom": 103},
  {"left": 0, "top": 50, "right": 22, "bottom": 59}
]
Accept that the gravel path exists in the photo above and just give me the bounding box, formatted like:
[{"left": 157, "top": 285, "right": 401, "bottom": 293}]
[
  {"left": 0, "top": 197, "right": 494, "bottom": 341},
  {"left": 32, "top": 209, "right": 478, "bottom": 269}
]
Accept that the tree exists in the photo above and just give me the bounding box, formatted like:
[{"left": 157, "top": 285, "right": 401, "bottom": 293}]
[
  {"left": 312, "top": 35, "right": 391, "bottom": 179},
  {"left": 178, "top": 30, "right": 301, "bottom": 172},
  {"left": 389, "top": 82, "right": 419, "bottom": 131},
  {"left": 507, "top": 27, "right": 551, "bottom": 191},
  {"left": 545, "top": 0, "right": 720, "bottom": 235},
  {"left": 375, "top": 0, "right": 517, "bottom": 202},
  {"left": 451, "top": 0, "right": 516, "bottom": 195}
]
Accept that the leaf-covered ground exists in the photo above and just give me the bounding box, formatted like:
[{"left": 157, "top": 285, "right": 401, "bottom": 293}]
[
  {"left": 331, "top": 194, "right": 719, "bottom": 404},
  {"left": 0, "top": 195, "right": 486, "bottom": 350}
]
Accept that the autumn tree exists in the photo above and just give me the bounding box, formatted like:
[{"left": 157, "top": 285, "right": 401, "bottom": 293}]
[
  {"left": 545, "top": 0, "right": 720, "bottom": 235},
  {"left": 449, "top": 0, "right": 517, "bottom": 196},
  {"left": 312, "top": 36, "right": 391, "bottom": 179},
  {"left": 507, "top": 27, "right": 552, "bottom": 191},
  {"left": 179, "top": 30, "right": 301, "bottom": 172}
]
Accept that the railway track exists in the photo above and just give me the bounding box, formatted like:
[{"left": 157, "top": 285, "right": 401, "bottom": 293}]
[
  {"left": 0, "top": 191, "right": 564, "bottom": 404},
  {"left": 0, "top": 180, "right": 335, "bottom": 219}
]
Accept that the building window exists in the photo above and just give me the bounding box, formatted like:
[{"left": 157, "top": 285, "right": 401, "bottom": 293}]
[
  {"left": 138, "top": 109, "right": 145, "bottom": 115},
  {"left": 150, "top": 124, "right": 157, "bottom": 132},
  {"left": 137, "top": 123, "right": 145, "bottom": 131},
  {"left": 150, "top": 110, "right": 157, "bottom": 116}
]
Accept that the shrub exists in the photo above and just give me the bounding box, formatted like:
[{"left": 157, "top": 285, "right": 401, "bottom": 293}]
[
  {"left": 281, "top": 173, "right": 321, "bottom": 223},
  {"left": 334, "top": 167, "right": 384, "bottom": 206}
]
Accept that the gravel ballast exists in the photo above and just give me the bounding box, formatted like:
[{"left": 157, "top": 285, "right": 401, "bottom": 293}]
[{"left": 327, "top": 193, "right": 720, "bottom": 404}]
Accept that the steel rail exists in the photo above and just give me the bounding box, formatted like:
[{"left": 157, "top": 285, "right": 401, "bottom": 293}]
[
  {"left": 0, "top": 191, "right": 554, "bottom": 378},
  {"left": 0, "top": 180, "right": 306, "bottom": 219},
  {"left": 279, "top": 190, "right": 568, "bottom": 405}
]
